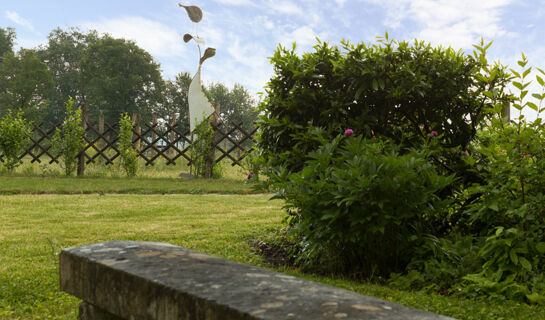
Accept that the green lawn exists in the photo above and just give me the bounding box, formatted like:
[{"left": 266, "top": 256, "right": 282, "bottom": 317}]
[
  {"left": 0, "top": 176, "right": 256, "bottom": 195},
  {"left": 1, "top": 179, "right": 544, "bottom": 319},
  {"left": 0, "top": 194, "right": 284, "bottom": 319}
]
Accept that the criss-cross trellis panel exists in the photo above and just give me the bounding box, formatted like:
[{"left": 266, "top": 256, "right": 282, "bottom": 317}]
[
  {"left": 212, "top": 122, "right": 257, "bottom": 166},
  {"left": 24, "top": 122, "right": 62, "bottom": 164},
  {"left": 82, "top": 121, "right": 120, "bottom": 165},
  {"left": 136, "top": 122, "right": 192, "bottom": 166},
  {"left": 0, "top": 116, "right": 257, "bottom": 168}
]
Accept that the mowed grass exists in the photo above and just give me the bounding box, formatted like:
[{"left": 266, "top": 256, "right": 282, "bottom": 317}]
[
  {"left": 1, "top": 155, "right": 251, "bottom": 180},
  {"left": 0, "top": 176, "right": 256, "bottom": 195},
  {"left": 0, "top": 157, "right": 256, "bottom": 195},
  {"left": 1, "top": 184, "right": 544, "bottom": 319},
  {"left": 0, "top": 194, "right": 284, "bottom": 319}
]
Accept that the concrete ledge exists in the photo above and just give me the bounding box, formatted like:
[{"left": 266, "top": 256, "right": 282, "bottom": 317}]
[{"left": 60, "top": 241, "right": 454, "bottom": 320}]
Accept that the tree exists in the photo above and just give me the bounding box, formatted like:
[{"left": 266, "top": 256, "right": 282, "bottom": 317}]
[
  {"left": 80, "top": 35, "right": 165, "bottom": 124},
  {"left": 156, "top": 72, "right": 192, "bottom": 132},
  {"left": 0, "top": 49, "right": 54, "bottom": 122},
  {"left": 158, "top": 73, "right": 257, "bottom": 135},
  {"left": 206, "top": 82, "right": 257, "bottom": 132},
  {"left": 0, "top": 27, "right": 16, "bottom": 61},
  {"left": 36, "top": 28, "right": 98, "bottom": 123}
]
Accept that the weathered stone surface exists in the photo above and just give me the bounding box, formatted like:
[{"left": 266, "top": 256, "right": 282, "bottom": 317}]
[
  {"left": 60, "top": 241, "right": 455, "bottom": 320},
  {"left": 79, "top": 302, "right": 123, "bottom": 320}
]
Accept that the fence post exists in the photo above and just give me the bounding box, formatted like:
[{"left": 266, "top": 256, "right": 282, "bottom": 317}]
[
  {"left": 151, "top": 115, "right": 157, "bottom": 158},
  {"left": 224, "top": 120, "right": 228, "bottom": 151},
  {"left": 77, "top": 103, "right": 88, "bottom": 176},
  {"left": 98, "top": 114, "right": 104, "bottom": 164},
  {"left": 170, "top": 114, "right": 177, "bottom": 156},
  {"left": 204, "top": 104, "right": 220, "bottom": 178}
]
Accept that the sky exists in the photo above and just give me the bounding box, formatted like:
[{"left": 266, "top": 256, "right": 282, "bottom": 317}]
[{"left": 1, "top": 0, "right": 545, "bottom": 109}]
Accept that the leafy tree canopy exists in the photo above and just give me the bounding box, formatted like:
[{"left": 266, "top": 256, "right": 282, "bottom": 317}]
[
  {"left": 0, "top": 49, "right": 54, "bottom": 122},
  {"left": 207, "top": 82, "right": 257, "bottom": 133},
  {"left": 6, "top": 27, "right": 257, "bottom": 129},
  {"left": 0, "top": 27, "right": 16, "bottom": 60},
  {"left": 156, "top": 72, "right": 192, "bottom": 131},
  {"left": 79, "top": 34, "right": 165, "bottom": 124},
  {"left": 36, "top": 28, "right": 99, "bottom": 122},
  {"left": 158, "top": 72, "right": 258, "bottom": 134}
]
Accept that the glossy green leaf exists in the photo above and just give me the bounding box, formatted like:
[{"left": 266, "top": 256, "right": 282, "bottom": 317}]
[
  {"left": 527, "top": 101, "right": 538, "bottom": 111},
  {"left": 512, "top": 81, "right": 523, "bottom": 90},
  {"left": 509, "top": 249, "right": 518, "bottom": 265},
  {"left": 537, "top": 75, "right": 544, "bottom": 86},
  {"left": 519, "top": 257, "right": 532, "bottom": 271},
  {"left": 536, "top": 242, "right": 545, "bottom": 254}
]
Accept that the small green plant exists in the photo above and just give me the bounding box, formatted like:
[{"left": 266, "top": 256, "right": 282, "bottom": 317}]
[
  {"left": 52, "top": 97, "right": 85, "bottom": 176},
  {"left": 118, "top": 113, "right": 138, "bottom": 177},
  {"left": 190, "top": 118, "right": 215, "bottom": 178},
  {"left": 395, "top": 53, "right": 545, "bottom": 304},
  {"left": 0, "top": 110, "right": 31, "bottom": 172},
  {"left": 455, "top": 54, "right": 545, "bottom": 304},
  {"left": 242, "top": 149, "right": 263, "bottom": 182}
]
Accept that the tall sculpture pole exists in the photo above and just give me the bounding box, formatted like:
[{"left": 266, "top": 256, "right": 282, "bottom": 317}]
[
  {"left": 179, "top": 2, "right": 216, "bottom": 133},
  {"left": 180, "top": 2, "right": 217, "bottom": 177}
]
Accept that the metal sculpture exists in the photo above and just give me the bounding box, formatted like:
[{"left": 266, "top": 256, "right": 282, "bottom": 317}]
[{"left": 179, "top": 2, "right": 216, "bottom": 132}]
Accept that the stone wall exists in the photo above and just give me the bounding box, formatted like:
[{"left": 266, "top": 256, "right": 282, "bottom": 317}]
[{"left": 60, "top": 241, "right": 455, "bottom": 320}]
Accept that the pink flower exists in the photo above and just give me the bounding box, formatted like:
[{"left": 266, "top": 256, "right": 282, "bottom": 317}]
[
  {"left": 344, "top": 129, "right": 354, "bottom": 137},
  {"left": 525, "top": 153, "right": 531, "bottom": 157},
  {"left": 247, "top": 173, "right": 253, "bottom": 179},
  {"left": 499, "top": 149, "right": 504, "bottom": 153},
  {"left": 430, "top": 131, "right": 438, "bottom": 137}
]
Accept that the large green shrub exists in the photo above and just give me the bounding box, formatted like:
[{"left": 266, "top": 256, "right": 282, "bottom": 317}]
[
  {"left": 268, "top": 128, "right": 455, "bottom": 276},
  {"left": 257, "top": 35, "right": 545, "bottom": 303},
  {"left": 51, "top": 97, "right": 84, "bottom": 176},
  {"left": 257, "top": 37, "right": 506, "bottom": 181},
  {"left": 0, "top": 110, "right": 31, "bottom": 172}
]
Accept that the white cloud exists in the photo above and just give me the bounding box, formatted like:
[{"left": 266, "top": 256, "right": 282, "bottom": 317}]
[
  {"left": 79, "top": 16, "right": 186, "bottom": 59},
  {"left": 266, "top": 1, "right": 303, "bottom": 15},
  {"left": 5, "top": 11, "right": 35, "bottom": 32},
  {"left": 366, "top": 0, "right": 515, "bottom": 49},
  {"left": 226, "top": 38, "right": 268, "bottom": 68},
  {"left": 15, "top": 37, "right": 45, "bottom": 50},
  {"left": 213, "top": 0, "right": 254, "bottom": 5},
  {"left": 255, "top": 15, "right": 275, "bottom": 30},
  {"left": 283, "top": 26, "right": 320, "bottom": 48},
  {"left": 273, "top": 25, "right": 324, "bottom": 51}
]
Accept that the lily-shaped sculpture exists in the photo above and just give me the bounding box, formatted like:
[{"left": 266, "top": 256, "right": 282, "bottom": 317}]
[{"left": 179, "top": 2, "right": 217, "bottom": 132}]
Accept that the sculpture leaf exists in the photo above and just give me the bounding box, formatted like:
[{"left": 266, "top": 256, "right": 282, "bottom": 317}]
[
  {"left": 200, "top": 47, "right": 216, "bottom": 65},
  {"left": 178, "top": 3, "right": 203, "bottom": 23},
  {"left": 183, "top": 34, "right": 193, "bottom": 43}
]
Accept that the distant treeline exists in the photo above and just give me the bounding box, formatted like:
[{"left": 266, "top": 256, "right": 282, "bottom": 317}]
[{"left": 0, "top": 27, "right": 257, "bottom": 133}]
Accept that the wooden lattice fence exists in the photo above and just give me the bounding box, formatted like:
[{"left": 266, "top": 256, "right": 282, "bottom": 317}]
[{"left": 0, "top": 115, "right": 257, "bottom": 168}]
